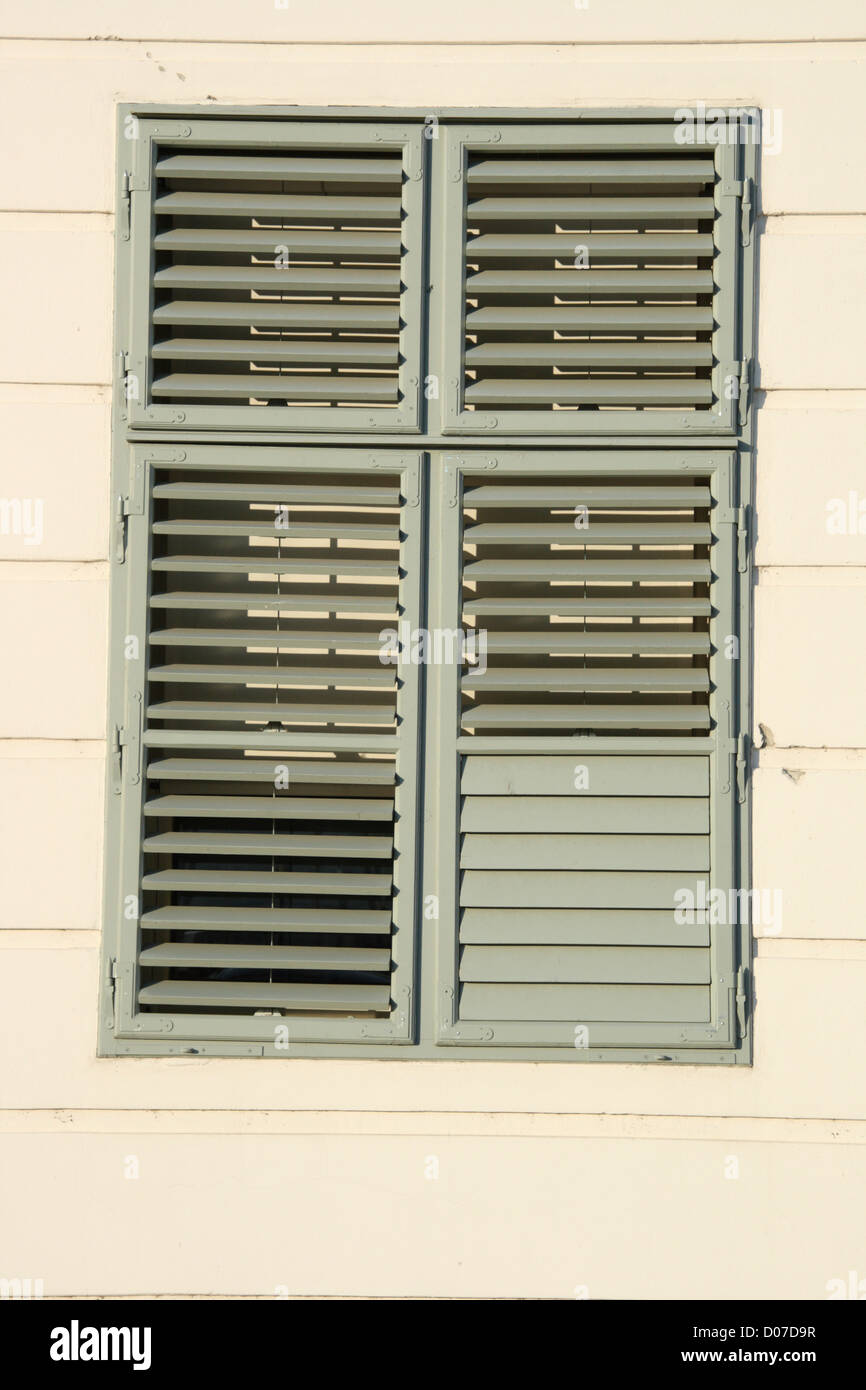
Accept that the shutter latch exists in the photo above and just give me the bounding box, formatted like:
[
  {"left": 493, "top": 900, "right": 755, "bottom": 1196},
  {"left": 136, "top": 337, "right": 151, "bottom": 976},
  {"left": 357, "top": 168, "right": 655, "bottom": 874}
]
[
  {"left": 113, "top": 494, "right": 129, "bottom": 564},
  {"left": 120, "top": 171, "right": 132, "bottom": 241},
  {"left": 107, "top": 957, "right": 119, "bottom": 1025},
  {"left": 114, "top": 457, "right": 145, "bottom": 564},
  {"left": 111, "top": 725, "right": 124, "bottom": 795},
  {"left": 740, "top": 177, "right": 754, "bottom": 247},
  {"left": 736, "top": 732, "right": 749, "bottom": 803},
  {"left": 735, "top": 964, "right": 749, "bottom": 1038},
  {"left": 111, "top": 695, "right": 143, "bottom": 795},
  {"left": 736, "top": 503, "right": 749, "bottom": 573},
  {"left": 738, "top": 358, "right": 752, "bottom": 428}
]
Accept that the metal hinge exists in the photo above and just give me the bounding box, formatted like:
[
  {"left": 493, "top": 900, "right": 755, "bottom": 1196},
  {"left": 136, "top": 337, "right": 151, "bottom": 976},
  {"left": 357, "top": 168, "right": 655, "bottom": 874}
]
[
  {"left": 117, "top": 348, "right": 142, "bottom": 422},
  {"left": 740, "top": 177, "right": 754, "bottom": 247},
  {"left": 114, "top": 456, "right": 145, "bottom": 563},
  {"left": 110, "top": 725, "right": 124, "bottom": 795},
  {"left": 714, "top": 502, "right": 749, "bottom": 573},
  {"left": 736, "top": 503, "right": 749, "bottom": 573},
  {"left": 720, "top": 176, "right": 753, "bottom": 245},
  {"left": 443, "top": 455, "right": 462, "bottom": 508},
  {"left": 736, "top": 732, "right": 749, "bottom": 803},
  {"left": 735, "top": 964, "right": 749, "bottom": 1038},
  {"left": 105, "top": 956, "right": 120, "bottom": 1029},
  {"left": 113, "top": 495, "right": 129, "bottom": 563},
  {"left": 110, "top": 694, "right": 143, "bottom": 794},
  {"left": 119, "top": 171, "right": 132, "bottom": 241},
  {"left": 738, "top": 358, "right": 752, "bottom": 428},
  {"left": 111, "top": 724, "right": 137, "bottom": 794}
]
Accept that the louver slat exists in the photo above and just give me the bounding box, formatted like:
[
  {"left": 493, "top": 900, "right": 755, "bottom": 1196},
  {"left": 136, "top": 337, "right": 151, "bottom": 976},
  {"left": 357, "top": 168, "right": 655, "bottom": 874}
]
[
  {"left": 459, "top": 985, "right": 709, "bottom": 1024},
  {"left": 445, "top": 124, "right": 739, "bottom": 433},
  {"left": 467, "top": 234, "right": 714, "bottom": 258},
  {"left": 125, "top": 457, "right": 419, "bottom": 1040},
  {"left": 140, "top": 942, "right": 392, "bottom": 971},
  {"left": 143, "top": 831, "right": 394, "bottom": 857},
  {"left": 154, "top": 265, "right": 401, "bottom": 293},
  {"left": 466, "top": 343, "right": 713, "bottom": 369},
  {"left": 463, "top": 705, "right": 711, "bottom": 730},
  {"left": 468, "top": 197, "right": 714, "bottom": 221},
  {"left": 152, "top": 341, "right": 399, "bottom": 366},
  {"left": 155, "top": 154, "right": 401, "bottom": 183},
  {"left": 132, "top": 124, "right": 422, "bottom": 428},
  {"left": 142, "top": 869, "right": 392, "bottom": 894},
  {"left": 467, "top": 158, "right": 716, "bottom": 183},
  {"left": 154, "top": 192, "right": 401, "bottom": 220},
  {"left": 138, "top": 981, "right": 391, "bottom": 1011},
  {"left": 466, "top": 269, "right": 713, "bottom": 294},
  {"left": 464, "top": 381, "right": 713, "bottom": 407},
  {"left": 152, "top": 302, "right": 399, "bottom": 330},
  {"left": 155, "top": 228, "right": 402, "bottom": 255},
  {"left": 140, "top": 906, "right": 392, "bottom": 933},
  {"left": 145, "top": 795, "right": 395, "bottom": 820}
]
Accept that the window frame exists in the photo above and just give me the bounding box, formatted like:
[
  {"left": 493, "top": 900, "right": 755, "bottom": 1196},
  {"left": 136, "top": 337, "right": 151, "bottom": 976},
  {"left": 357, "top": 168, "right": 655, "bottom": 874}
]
[{"left": 102, "top": 105, "right": 758, "bottom": 1063}]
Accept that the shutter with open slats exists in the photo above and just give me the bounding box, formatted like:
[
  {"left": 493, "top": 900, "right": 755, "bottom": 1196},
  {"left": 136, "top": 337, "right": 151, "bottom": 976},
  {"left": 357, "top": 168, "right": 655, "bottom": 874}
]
[
  {"left": 460, "top": 471, "right": 715, "bottom": 735},
  {"left": 441, "top": 121, "right": 743, "bottom": 435},
  {"left": 122, "top": 120, "right": 424, "bottom": 433},
  {"left": 430, "top": 451, "right": 740, "bottom": 1053},
  {"left": 109, "top": 448, "right": 421, "bottom": 1049}
]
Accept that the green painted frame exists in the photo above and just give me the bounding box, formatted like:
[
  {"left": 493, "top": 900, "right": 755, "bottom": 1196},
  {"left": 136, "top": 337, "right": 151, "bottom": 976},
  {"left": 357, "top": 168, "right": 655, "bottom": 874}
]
[
  {"left": 116, "top": 117, "right": 425, "bottom": 435},
  {"left": 102, "top": 104, "right": 758, "bottom": 1062}
]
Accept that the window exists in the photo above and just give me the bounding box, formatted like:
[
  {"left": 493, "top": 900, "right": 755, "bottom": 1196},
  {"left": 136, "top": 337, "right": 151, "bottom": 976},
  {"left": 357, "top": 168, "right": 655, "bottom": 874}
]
[{"left": 103, "top": 107, "right": 756, "bottom": 1061}]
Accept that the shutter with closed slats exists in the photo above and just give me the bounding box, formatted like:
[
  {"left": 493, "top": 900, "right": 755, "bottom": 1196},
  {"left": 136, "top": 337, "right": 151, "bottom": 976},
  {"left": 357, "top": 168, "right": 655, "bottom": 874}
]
[
  {"left": 121, "top": 120, "right": 424, "bottom": 433},
  {"left": 429, "top": 451, "right": 740, "bottom": 1053},
  {"left": 108, "top": 447, "right": 421, "bottom": 1049},
  {"left": 441, "top": 120, "right": 743, "bottom": 435}
]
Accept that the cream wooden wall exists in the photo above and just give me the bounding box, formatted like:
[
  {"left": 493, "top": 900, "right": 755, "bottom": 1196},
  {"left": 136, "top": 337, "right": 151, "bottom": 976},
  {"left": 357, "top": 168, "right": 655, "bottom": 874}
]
[{"left": 1, "top": 2, "right": 865, "bottom": 1299}]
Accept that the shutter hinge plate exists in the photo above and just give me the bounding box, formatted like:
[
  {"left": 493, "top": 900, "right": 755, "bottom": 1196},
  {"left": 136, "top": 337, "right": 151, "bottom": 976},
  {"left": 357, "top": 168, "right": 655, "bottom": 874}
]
[
  {"left": 719, "top": 178, "right": 743, "bottom": 201},
  {"left": 110, "top": 694, "right": 143, "bottom": 793},
  {"left": 444, "top": 456, "right": 463, "bottom": 508},
  {"left": 114, "top": 457, "right": 145, "bottom": 563},
  {"left": 740, "top": 177, "right": 754, "bottom": 246},
  {"left": 712, "top": 501, "right": 749, "bottom": 570},
  {"left": 738, "top": 358, "right": 752, "bottom": 428},
  {"left": 736, "top": 503, "right": 749, "bottom": 572},
  {"left": 110, "top": 726, "right": 124, "bottom": 795},
  {"left": 736, "top": 732, "right": 749, "bottom": 803},
  {"left": 107, "top": 957, "right": 119, "bottom": 1027},
  {"left": 119, "top": 171, "right": 132, "bottom": 241},
  {"left": 735, "top": 964, "right": 749, "bottom": 1038}
]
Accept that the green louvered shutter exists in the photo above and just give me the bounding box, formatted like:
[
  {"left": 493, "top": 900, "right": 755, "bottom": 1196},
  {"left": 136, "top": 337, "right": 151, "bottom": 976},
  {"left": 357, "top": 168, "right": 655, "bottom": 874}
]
[
  {"left": 105, "top": 106, "right": 754, "bottom": 1062},
  {"left": 440, "top": 118, "right": 746, "bottom": 435},
  {"left": 428, "top": 451, "right": 745, "bottom": 1056},
  {"left": 118, "top": 119, "right": 424, "bottom": 433},
  {"left": 102, "top": 447, "right": 421, "bottom": 1052}
]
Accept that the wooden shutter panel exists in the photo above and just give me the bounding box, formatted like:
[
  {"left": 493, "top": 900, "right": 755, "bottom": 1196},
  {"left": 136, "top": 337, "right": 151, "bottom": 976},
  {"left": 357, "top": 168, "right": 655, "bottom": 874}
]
[
  {"left": 429, "top": 452, "right": 743, "bottom": 1055},
  {"left": 120, "top": 119, "right": 424, "bottom": 433},
  {"left": 104, "top": 447, "right": 421, "bottom": 1051},
  {"left": 440, "top": 120, "right": 746, "bottom": 436}
]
